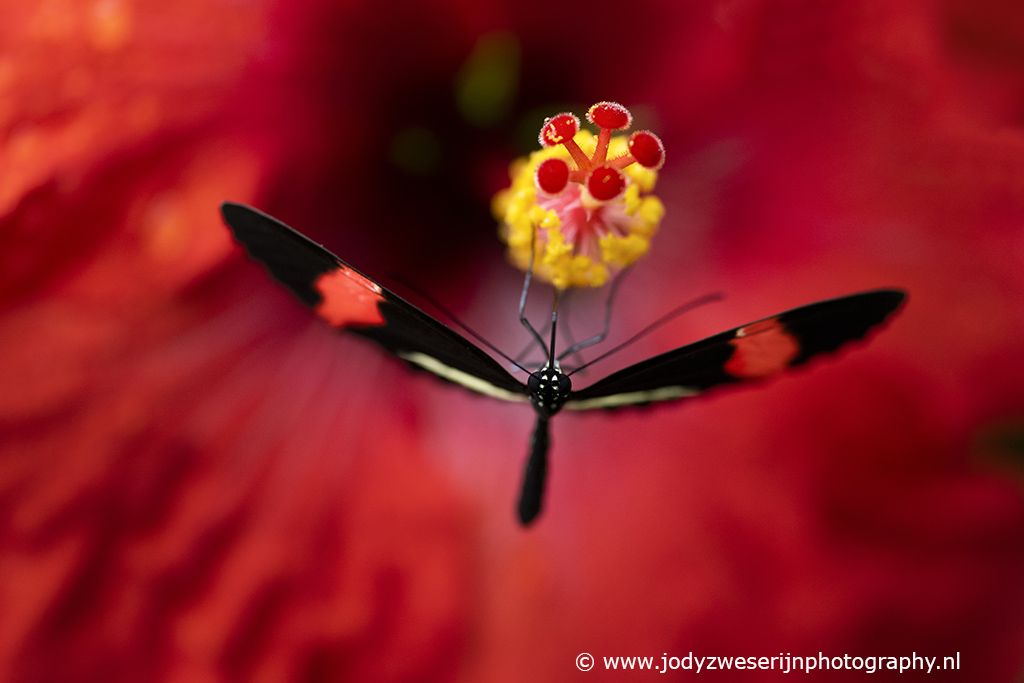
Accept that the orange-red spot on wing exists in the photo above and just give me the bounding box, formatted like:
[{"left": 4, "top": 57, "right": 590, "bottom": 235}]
[
  {"left": 724, "top": 317, "right": 799, "bottom": 379},
  {"left": 314, "top": 267, "right": 385, "bottom": 327}
]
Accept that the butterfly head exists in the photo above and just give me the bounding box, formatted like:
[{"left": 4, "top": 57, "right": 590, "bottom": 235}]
[{"left": 527, "top": 363, "right": 572, "bottom": 417}]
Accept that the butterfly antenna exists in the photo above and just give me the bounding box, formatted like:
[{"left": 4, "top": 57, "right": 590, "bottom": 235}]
[
  {"left": 388, "top": 275, "right": 532, "bottom": 374},
  {"left": 566, "top": 291, "right": 725, "bottom": 377}
]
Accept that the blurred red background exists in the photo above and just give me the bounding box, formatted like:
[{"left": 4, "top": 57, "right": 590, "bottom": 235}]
[{"left": 2, "top": 0, "right": 1023, "bottom": 681}]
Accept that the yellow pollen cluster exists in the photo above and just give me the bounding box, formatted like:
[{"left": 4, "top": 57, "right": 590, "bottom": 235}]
[{"left": 493, "top": 131, "right": 664, "bottom": 289}]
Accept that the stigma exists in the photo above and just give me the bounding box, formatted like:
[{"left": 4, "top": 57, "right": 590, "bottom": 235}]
[{"left": 493, "top": 102, "right": 665, "bottom": 289}]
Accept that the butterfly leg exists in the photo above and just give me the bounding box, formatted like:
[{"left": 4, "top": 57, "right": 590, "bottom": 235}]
[
  {"left": 518, "top": 226, "right": 551, "bottom": 358},
  {"left": 557, "top": 268, "right": 630, "bottom": 363},
  {"left": 512, "top": 290, "right": 582, "bottom": 369},
  {"left": 511, "top": 316, "right": 552, "bottom": 368},
  {"left": 550, "top": 291, "right": 588, "bottom": 369},
  {"left": 517, "top": 415, "right": 550, "bottom": 525}
]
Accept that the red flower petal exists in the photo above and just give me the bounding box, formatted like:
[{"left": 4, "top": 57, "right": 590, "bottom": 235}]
[{"left": 2, "top": 1, "right": 1024, "bottom": 681}]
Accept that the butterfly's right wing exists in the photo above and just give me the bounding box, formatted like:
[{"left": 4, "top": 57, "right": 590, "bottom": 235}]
[
  {"left": 221, "top": 202, "right": 529, "bottom": 403},
  {"left": 565, "top": 289, "right": 906, "bottom": 410}
]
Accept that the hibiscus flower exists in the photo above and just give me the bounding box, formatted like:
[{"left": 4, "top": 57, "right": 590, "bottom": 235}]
[{"left": 1, "top": 0, "right": 1023, "bottom": 681}]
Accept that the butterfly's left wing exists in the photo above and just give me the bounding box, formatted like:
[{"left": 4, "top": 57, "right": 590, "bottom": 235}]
[
  {"left": 565, "top": 289, "right": 906, "bottom": 410},
  {"left": 221, "top": 202, "right": 529, "bottom": 403}
]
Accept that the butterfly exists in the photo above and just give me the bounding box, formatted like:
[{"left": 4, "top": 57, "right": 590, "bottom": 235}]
[{"left": 220, "top": 202, "right": 906, "bottom": 525}]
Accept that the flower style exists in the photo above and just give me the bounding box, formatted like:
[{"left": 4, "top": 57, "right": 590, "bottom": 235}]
[{"left": 493, "top": 102, "right": 665, "bottom": 289}]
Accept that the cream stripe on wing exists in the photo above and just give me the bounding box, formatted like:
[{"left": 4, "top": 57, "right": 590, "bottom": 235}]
[
  {"left": 397, "top": 351, "right": 529, "bottom": 403},
  {"left": 564, "top": 386, "right": 699, "bottom": 410}
]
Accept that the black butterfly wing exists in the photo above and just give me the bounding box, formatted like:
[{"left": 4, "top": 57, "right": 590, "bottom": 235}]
[
  {"left": 565, "top": 289, "right": 906, "bottom": 410},
  {"left": 220, "top": 202, "right": 529, "bottom": 403}
]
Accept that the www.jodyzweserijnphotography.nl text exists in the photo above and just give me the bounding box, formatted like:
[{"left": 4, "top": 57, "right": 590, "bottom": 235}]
[{"left": 574, "top": 652, "right": 961, "bottom": 674}]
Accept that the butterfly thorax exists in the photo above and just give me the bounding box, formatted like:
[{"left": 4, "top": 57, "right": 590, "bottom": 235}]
[{"left": 527, "top": 363, "right": 572, "bottom": 417}]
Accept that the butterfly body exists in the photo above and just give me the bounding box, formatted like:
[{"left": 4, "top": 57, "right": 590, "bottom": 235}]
[{"left": 220, "top": 202, "right": 906, "bottom": 525}]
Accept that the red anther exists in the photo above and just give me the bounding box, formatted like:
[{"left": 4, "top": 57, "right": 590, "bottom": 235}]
[
  {"left": 539, "top": 113, "right": 580, "bottom": 147},
  {"left": 628, "top": 131, "right": 665, "bottom": 169},
  {"left": 586, "top": 166, "right": 626, "bottom": 201},
  {"left": 587, "top": 101, "right": 631, "bottom": 130},
  {"left": 535, "top": 158, "right": 570, "bottom": 195}
]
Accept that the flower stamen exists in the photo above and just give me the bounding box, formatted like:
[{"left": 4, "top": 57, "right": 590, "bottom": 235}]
[
  {"left": 535, "top": 157, "right": 570, "bottom": 195},
  {"left": 586, "top": 166, "right": 625, "bottom": 202},
  {"left": 539, "top": 113, "right": 590, "bottom": 171},
  {"left": 587, "top": 101, "right": 632, "bottom": 165},
  {"left": 494, "top": 101, "right": 666, "bottom": 289}
]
